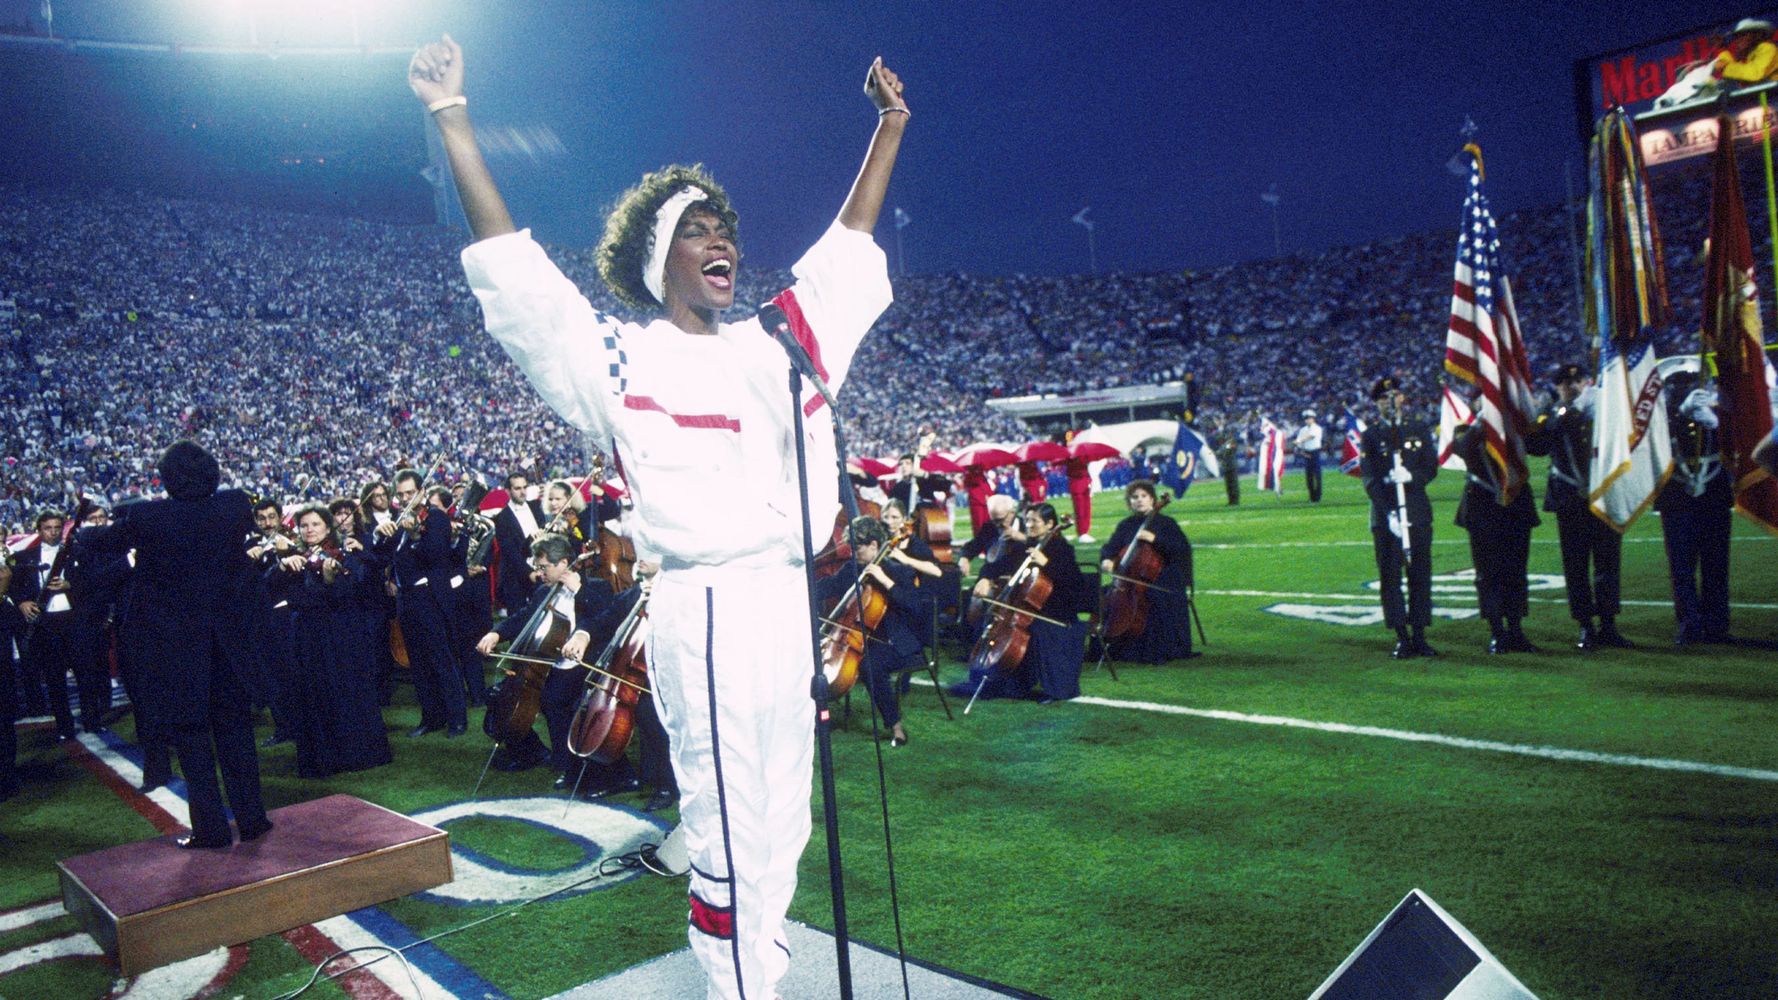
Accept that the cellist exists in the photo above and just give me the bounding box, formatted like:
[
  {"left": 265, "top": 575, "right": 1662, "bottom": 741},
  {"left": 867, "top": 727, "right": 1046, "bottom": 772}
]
[
  {"left": 951, "top": 503, "right": 1093, "bottom": 703},
  {"left": 474, "top": 532, "right": 629, "bottom": 796},
  {"left": 814, "top": 516, "right": 923, "bottom": 747},
  {"left": 1097, "top": 480, "right": 1195, "bottom": 663}
]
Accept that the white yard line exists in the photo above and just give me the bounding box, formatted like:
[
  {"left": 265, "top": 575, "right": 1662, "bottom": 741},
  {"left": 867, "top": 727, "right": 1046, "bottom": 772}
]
[
  {"left": 1070, "top": 694, "right": 1778, "bottom": 783},
  {"left": 1196, "top": 588, "right": 1778, "bottom": 610}
]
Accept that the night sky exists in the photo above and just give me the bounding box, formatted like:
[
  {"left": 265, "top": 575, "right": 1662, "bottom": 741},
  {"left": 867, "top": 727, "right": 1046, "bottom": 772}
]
[{"left": 13, "top": 0, "right": 1765, "bottom": 274}]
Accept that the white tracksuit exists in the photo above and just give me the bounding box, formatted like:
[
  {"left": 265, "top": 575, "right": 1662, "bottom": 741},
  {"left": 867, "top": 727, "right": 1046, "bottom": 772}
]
[{"left": 463, "top": 221, "right": 891, "bottom": 1000}]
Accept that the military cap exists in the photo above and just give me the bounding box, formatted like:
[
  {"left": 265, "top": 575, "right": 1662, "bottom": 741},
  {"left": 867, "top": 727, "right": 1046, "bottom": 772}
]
[{"left": 1370, "top": 375, "right": 1401, "bottom": 401}]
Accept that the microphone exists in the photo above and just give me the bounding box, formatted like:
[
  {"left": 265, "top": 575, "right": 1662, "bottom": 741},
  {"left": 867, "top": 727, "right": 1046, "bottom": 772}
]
[{"left": 757, "top": 303, "right": 839, "bottom": 412}]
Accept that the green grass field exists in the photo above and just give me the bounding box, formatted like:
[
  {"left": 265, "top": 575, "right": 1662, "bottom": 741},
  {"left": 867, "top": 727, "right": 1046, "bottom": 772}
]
[{"left": 3, "top": 461, "right": 1775, "bottom": 999}]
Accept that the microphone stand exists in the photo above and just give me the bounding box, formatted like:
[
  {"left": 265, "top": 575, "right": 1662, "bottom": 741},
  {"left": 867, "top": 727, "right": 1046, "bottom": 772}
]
[{"left": 787, "top": 361, "right": 856, "bottom": 1000}]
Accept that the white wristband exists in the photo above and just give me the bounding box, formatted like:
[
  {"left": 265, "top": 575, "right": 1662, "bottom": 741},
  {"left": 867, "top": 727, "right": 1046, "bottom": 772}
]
[{"left": 427, "top": 95, "right": 467, "bottom": 114}]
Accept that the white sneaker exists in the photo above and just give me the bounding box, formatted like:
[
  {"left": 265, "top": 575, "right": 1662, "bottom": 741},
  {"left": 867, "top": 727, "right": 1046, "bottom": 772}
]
[{"left": 1077, "top": 533, "right": 1095, "bottom": 544}]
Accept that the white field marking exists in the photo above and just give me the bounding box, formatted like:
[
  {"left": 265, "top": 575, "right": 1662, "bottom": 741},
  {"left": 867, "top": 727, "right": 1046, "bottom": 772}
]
[
  {"left": 1068, "top": 694, "right": 1778, "bottom": 783},
  {"left": 0, "top": 933, "right": 103, "bottom": 976},
  {"left": 0, "top": 901, "right": 66, "bottom": 933},
  {"left": 1197, "top": 588, "right": 1778, "bottom": 610},
  {"left": 77, "top": 732, "right": 191, "bottom": 823}
]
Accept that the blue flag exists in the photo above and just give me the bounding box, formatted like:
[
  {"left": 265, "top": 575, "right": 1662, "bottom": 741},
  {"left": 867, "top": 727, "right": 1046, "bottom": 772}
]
[{"left": 1160, "top": 423, "right": 1217, "bottom": 495}]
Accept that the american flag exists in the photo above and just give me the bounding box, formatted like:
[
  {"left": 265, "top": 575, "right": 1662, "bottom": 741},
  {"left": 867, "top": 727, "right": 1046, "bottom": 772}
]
[
  {"left": 1443, "top": 147, "right": 1536, "bottom": 505},
  {"left": 1338, "top": 406, "right": 1365, "bottom": 477},
  {"left": 1256, "top": 417, "right": 1287, "bottom": 493}
]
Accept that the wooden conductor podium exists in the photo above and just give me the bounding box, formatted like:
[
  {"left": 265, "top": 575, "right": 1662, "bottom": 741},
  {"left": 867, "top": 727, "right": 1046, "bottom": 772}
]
[{"left": 57, "top": 794, "right": 452, "bottom": 976}]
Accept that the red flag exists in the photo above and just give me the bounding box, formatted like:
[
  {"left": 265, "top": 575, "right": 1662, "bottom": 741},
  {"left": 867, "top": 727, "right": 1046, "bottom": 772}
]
[{"left": 1702, "top": 115, "right": 1778, "bottom": 535}]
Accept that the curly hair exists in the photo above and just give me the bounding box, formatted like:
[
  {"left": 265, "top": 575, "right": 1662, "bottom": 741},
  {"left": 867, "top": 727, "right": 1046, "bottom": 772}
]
[{"left": 595, "top": 164, "right": 740, "bottom": 311}]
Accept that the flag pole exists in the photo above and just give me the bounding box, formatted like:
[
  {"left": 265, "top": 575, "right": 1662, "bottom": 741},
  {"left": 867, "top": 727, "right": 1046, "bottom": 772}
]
[{"left": 1761, "top": 93, "right": 1778, "bottom": 306}]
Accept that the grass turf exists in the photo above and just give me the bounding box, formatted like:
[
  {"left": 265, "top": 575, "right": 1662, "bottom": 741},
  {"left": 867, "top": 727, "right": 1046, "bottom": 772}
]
[{"left": 2, "top": 459, "right": 1775, "bottom": 998}]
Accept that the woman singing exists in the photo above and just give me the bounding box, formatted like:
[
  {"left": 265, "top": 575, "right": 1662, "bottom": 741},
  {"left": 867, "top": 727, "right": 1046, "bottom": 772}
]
[{"left": 410, "top": 34, "right": 907, "bottom": 1000}]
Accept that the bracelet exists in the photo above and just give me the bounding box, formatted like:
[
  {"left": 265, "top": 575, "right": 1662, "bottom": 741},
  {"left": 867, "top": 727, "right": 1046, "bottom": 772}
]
[
  {"left": 427, "top": 95, "right": 467, "bottom": 114},
  {"left": 878, "top": 106, "right": 910, "bottom": 120}
]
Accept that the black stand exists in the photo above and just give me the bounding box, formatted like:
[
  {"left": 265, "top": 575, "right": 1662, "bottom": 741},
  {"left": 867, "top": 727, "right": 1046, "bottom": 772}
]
[{"left": 788, "top": 366, "right": 856, "bottom": 1000}]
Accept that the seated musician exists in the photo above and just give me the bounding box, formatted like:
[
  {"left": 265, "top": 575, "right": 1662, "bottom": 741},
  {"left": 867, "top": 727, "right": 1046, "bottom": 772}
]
[
  {"left": 575, "top": 559, "right": 677, "bottom": 812},
  {"left": 1098, "top": 479, "right": 1196, "bottom": 663},
  {"left": 879, "top": 498, "right": 946, "bottom": 647},
  {"left": 957, "top": 494, "right": 1023, "bottom": 585},
  {"left": 475, "top": 532, "right": 630, "bottom": 796},
  {"left": 815, "top": 517, "right": 924, "bottom": 747},
  {"left": 544, "top": 479, "right": 592, "bottom": 551},
  {"left": 952, "top": 503, "right": 1092, "bottom": 703}
]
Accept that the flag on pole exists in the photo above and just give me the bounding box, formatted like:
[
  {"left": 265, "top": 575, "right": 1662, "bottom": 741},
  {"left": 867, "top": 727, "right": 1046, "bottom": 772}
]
[
  {"left": 894, "top": 206, "right": 911, "bottom": 229},
  {"left": 1702, "top": 111, "right": 1778, "bottom": 535},
  {"left": 1072, "top": 206, "right": 1094, "bottom": 231},
  {"left": 1587, "top": 108, "right": 1672, "bottom": 532},
  {"left": 1159, "top": 423, "right": 1219, "bottom": 495},
  {"left": 1256, "top": 418, "right": 1287, "bottom": 493},
  {"left": 1436, "top": 384, "right": 1474, "bottom": 470},
  {"left": 1338, "top": 407, "right": 1366, "bottom": 477},
  {"left": 1443, "top": 144, "right": 1536, "bottom": 505}
]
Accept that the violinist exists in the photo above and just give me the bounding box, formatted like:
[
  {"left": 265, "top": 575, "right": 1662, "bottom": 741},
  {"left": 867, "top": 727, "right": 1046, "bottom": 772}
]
[
  {"left": 475, "top": 532, "right": 629, "bottom": 796},
  {"left": 274, "top": 505, "right": 391, "bottom": 778},
  {"left": 446, "top": 484, "right": 493, "bottom": 708},
  {"left": 392, "top": 485, "right": 468, "bottom": 737},
  {"left": 0, "top": 559, "right": 22, "bottom": 801},
  {"left": 1098, "top": 480, "right": 1196, "bottom": 663},
  {"left": 815, "top": 517, "right": 921, "bottom": 747},
  {"left": 353, "top": 483, "right": 401, "bottom": 705},
  {"left": 543, "top": 479, "right": 593, "bottom": 555},
  {"left": 247, "top": 497, "right": 298, "bottom": 747},
  {"left": 492, "top": 472, "right": 545, "bottom": 614}
]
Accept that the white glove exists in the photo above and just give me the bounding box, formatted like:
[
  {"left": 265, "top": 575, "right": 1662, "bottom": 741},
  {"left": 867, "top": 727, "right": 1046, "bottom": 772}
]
[
  {"left": 1573, "top": 384, "right": 1598, "bottom": 416},
  {"left": 1388, "top": 465, "right": 1413, "bottom": 485},
  {"left": 1681, "top": 387, "right": 1719, "bottom": 429}
]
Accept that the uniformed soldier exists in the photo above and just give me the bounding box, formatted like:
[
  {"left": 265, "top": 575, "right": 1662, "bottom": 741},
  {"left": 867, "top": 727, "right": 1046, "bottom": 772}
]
[
  {"left": 1360, "top": 377, "right": 1438, "bottom": 658},
  {"left": 1654, "top": 371, "right": 1734, "bottom": 646},
  {"left": 1451, "top": 411, "right": 1540, "bottom": 654},
  {"left": 1295, "top": 409, "right": 1325, "bottom": 502},
  {"left": 1217, "top": 425, "right": 1241, "bottom": 506},
  {"left": 1525, "top": 363, "right": 1629, "bottom": 650}
]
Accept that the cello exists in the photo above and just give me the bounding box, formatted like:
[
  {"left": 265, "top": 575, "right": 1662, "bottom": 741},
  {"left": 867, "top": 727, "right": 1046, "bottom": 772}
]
[
  {"left": 965, "top": 516, "right": 1073, "bottom": 711},
  {"left": 483, "top": 582, "right": 573, "bottom": 747},
  {"left": 818, "top": 523, "right": 908, "bottom": 699},
  {"left": 1099, "top": 492, "right": 1174, "bottom": 641},
  {"left": 567, "top": 581, "right": 653, "bottom": 765}
]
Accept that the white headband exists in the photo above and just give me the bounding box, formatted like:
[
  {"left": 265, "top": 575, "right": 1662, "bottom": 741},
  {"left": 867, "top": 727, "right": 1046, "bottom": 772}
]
[{"left": 643, "top": 185, "right": 710, "bottom": 306}]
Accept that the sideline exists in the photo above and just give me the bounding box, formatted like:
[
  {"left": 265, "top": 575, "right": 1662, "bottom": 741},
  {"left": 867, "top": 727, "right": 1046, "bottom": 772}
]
[{"left": 1196, "top": 587, "right": 1778, "bottom": 610}]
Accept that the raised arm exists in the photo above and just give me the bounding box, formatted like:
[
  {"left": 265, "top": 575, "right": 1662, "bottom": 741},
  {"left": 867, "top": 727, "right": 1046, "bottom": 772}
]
[
  {"left": 408, "top": 35, "right": 516, "bottom": 241},
  {"left": 837, "top": 57, "right": 910, "bottom": 234}
]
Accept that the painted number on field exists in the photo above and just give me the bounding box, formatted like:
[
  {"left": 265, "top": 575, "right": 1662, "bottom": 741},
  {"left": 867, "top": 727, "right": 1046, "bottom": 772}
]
[
  {"left": 1364, "top": 569, "right": 1566, "bottom": 595},
  {"left": 408, "top": 797, "right": 671, "bottom": 907},
  {"left": 1261, "top": 603, "right": 1479, "bottom": 626}
]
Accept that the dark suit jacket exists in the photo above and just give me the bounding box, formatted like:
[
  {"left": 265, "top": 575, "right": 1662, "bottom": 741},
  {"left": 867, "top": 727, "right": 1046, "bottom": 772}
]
[
  {"left": 493, "top": 500, "right": 546, "bottom": 603},
  {"left": 78, "top": 490, "right": 257, "bottom": 728}
]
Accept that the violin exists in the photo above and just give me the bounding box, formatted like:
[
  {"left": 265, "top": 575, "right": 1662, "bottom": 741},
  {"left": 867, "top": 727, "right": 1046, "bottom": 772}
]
[
  {"left": 819, "top": 524, "right": 909, "bottom": 698},
  {"left": 484, "top": 581, "right": 574, "bottom": 746},
  {"left": 567, "top": 581, "right": 652, "bottom": 764},
  {"left": 967, "top": 516, "right": 1073, "bottom": 684},
  {"left": 1099, "top": 493, "right": 1173, "bottom": 641}
]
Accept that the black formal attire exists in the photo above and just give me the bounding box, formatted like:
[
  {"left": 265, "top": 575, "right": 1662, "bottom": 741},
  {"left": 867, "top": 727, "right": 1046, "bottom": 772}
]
[
  {"left": 64, "top": 535, "right": 125, "bottom": 729},
  {"left": 273, "top": 550, "right": 391, "bottom": 778},
  {"left": 1360, "top": 418, "right": 1439, "bottom": 634},
  {"left": 78, "top": 449, "right": 269, "bottom": 844},
  {"left": 0, "top": 594, "right": 24, "bottom": 798},
  {"left": 816, "top": 554, "right": 928, "bottom": 729},
  {"left": 448, "top": 527, "right": 491, "bottom": 707},
  {"left": 391, "top": 514, "right": 468, "bottom": 733},
  {"left": 492, "top": 499, "right": 546, "bottom": 614},
  {"left": 353, "top": 523, "right": 400, "bottom": 701},
  {"left": 1099, "top": 512, "right": 1195, "bottom": 663},
  {"left": 957, "top": 532, "right": 1092, "bottom": 701},
  {"left": 10, "top": 538, "right": 99, "bottom": 736},
  {"left": 493, "top": 579, "right": 625, "bottom": 781},
  {"left": 1452, "top": 425, "right": 1540, "bottom": 633},
  {"left": 1218, "top": 441, "right": 1241, "bottom": 505},
  {"left": 1526, "top": 399, "right": 1623, "bottom": 628},
  {"left": 1656, "top": 406, "right": 1733, "bottom": 643},
  {"left": 254, "top": 537, "right": 304, "bottom": 743}
]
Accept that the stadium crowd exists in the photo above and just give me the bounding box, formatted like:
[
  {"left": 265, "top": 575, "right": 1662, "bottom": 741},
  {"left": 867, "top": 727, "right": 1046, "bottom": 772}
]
[{"left": 0, "top": 154, "right": 1757, "bottom": 527}]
